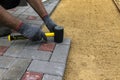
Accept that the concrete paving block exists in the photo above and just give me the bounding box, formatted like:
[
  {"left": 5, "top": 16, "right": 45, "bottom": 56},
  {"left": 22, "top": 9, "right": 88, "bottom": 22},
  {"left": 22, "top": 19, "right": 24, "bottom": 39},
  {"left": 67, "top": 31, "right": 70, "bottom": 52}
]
[
  {"left": 45, "top": 0, "right": 60, "bottom": 14},
  {"left": 18, "top": 14, "right": 42, "bottom": 21},
  {"left": 0, "top": 69, "right": 6, "bottom": 75},
  {"left": 1, "top": 58, "right": 31, "bottom": 80},
  {"left": 18, "top": 14, "right": 43, "bottom": 25},
  {"left": 58, "top": 38, "right": 71, "bottom": 45},
  {"left": 11, "top": 13, "right": 20, "bottom": 17},
  {"left": 18, "top": 14, "right": 28, "bottom": 21},
  {"left": 4, "top": 46, "right": 23, "bottom": 57},
  {"left": 0, "top": 39, "right": 13, "bottom": 46},
  {"left": 47, "top": 38, "right": 71, "bottom": 44},
  {"left": 7, "top": 8, "right": 17, "bottom": 14},
  {"left": 42, "top": 74, "right": 62, "bottom": 80},
  {"left": 7, "top": 10, "right": 14, "bottom": 14},
  {"left": 45, "top": 3, "right": 55, "bottom": 14},
  {"left": 14, "top": 7, "right": 29, "bottom": 15},
  {"left": 28, "top": 60, "right": 65, "bottom": 76},
  {"left": 26, "top": 20, "right": 43, "bottom": 25},
  {"left": 47, "top": 37, "right": 54, "bottom": 42},
  {"left": 0, "top": 69, "right": 7, "bottom": 80},
  {"left": 24, "top": 41, "right": 41, "bottom": 50},
  {"left": 0, "top": 46, "right": 9, "bottom": 56},
  {"left": 19, "top": 49, "right": 51, "bottom": 61},
  {"left": 22, "top": 7, "right": 39, "bottom": 16},
  {"left": 50, "top": 44, "right": 70, "bottom": 63},
  {"left": 0, "top": 56, "right": 16, "bottom": 68},
  {"left": 11, "top": 40, "right": 28, "bottom": 48}
]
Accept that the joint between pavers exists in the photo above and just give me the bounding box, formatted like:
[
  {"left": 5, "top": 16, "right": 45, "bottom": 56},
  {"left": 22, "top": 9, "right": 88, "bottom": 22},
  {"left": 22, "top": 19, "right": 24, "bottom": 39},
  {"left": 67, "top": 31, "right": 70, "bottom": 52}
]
[
  {"left": 47, "top": 44, "right": 56, "bottom": 62},
  {"left": 19, "top": 59, "right": 33, "bottom": 80},
  {"left": 16, "top": 7, "right": 30, "bottom": 17}
]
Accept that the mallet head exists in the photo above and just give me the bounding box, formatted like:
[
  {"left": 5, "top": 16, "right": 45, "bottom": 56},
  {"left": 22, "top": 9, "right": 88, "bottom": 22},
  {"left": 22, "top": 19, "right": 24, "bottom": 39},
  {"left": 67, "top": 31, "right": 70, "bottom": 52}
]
[{"left": 54, "top": 26, "right": 64, "bottom": 43}]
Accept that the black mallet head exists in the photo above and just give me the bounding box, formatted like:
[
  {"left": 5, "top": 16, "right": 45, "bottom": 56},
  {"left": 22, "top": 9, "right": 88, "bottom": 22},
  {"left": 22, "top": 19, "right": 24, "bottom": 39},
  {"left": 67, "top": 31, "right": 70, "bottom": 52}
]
[{"left": 54, "top": 26, "right": 64, "bottom": 43}]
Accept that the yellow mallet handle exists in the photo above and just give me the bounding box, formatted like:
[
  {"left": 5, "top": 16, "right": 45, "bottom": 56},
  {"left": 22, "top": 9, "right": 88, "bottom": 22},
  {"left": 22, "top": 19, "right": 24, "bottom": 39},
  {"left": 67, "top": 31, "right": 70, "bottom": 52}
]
[
  {"left": 45, "top": 32, "right": 54, "bottom": 37},
  {"left": 8, "top": 32, "right": 55, "bottom": 41}
]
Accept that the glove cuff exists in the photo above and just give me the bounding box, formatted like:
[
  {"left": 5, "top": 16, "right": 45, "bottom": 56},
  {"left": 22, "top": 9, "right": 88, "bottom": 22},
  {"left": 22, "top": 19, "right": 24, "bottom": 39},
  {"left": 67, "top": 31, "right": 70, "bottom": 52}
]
[
  {"left": 42, "top": 14, "right": 49, "bottom": 20},
  {"left": 15, "top": 22, "right": 23, "bottom": 31}
]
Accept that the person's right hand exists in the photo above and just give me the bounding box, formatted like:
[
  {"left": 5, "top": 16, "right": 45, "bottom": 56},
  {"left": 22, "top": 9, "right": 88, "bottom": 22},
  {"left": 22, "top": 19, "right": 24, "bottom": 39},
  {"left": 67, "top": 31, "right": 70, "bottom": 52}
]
[{"left": 17, "top": 23, "right": 47, "bottom": 41}]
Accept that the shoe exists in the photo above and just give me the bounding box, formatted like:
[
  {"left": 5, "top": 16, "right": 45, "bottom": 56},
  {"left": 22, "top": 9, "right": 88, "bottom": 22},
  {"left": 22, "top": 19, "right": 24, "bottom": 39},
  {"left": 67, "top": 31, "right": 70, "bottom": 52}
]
[{"left": 0, "top": 27, "right": 12, "bottom": 37}]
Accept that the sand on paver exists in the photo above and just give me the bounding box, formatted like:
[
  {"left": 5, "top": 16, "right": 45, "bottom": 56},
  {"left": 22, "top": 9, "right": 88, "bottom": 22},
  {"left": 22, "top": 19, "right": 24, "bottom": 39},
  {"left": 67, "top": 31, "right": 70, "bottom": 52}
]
[{"left": 43, "top": 0, "right": 120, "bottom": 80}]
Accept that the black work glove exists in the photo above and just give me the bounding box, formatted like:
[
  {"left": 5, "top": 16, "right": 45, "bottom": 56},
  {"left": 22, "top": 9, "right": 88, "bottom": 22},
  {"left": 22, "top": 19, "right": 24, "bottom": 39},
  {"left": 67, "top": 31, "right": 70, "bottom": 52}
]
[
  {"left": 17, "top": 23, "right": 47, "bottom": 41},
  {"left": 42, "top": 15, "right": 57, "bottom": 32}
]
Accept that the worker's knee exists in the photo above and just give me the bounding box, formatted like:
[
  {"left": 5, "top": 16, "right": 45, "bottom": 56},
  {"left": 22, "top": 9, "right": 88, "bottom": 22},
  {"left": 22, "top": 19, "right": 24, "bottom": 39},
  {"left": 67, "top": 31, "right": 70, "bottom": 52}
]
[{"left": 0, "top": 0, "right": 20, "bottom": 9}]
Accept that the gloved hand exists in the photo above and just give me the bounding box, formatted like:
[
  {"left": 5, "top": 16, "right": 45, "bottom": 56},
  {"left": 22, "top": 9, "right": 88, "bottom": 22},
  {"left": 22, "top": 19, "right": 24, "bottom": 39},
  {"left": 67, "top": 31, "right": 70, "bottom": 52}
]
[
  {"left": 42, "top": 15, "right": 57, "bottom": 32},
  {"left": 16, "top": 23, "right": 47, "bottom": 41}
]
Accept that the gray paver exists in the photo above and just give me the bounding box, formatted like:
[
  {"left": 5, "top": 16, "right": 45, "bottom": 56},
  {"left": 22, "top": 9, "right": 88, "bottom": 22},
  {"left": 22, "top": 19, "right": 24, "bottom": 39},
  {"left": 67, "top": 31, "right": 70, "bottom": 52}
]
[
  {"left": 0, "top": 39, "right": 13, "bottom": 46},
  {"left": 26, "top": 20, "right": 43, "bottom": 25},
  {"left": 45, "top": 0, "right": 60, "bottom": 14},
  {"left": 4, "top": 46, "right": 23, "bottom": 57},
  {"left": 0, "top": 69, "right": 7, "bottom": 79},
  {"left": 58, "top": 38, "right": 71, "bottom": 45},
  {"left": 19, "top": 49, "right": 51, "bottom": 61},
  {"left": 47, "top": 38, "right": 71, "bottom": 44},
  {"left": 42, "top": 74, "right": 62, "bottom": 80},
  {"left": 13, "top": 7, "right": 29, "bottom": 15},
  {"left": 0, "top": 56, "right": 16, "bottom": 68},
  {"left": 11, "top": 40, "right": 28, "bottom": 48},
  {"left": 1, "top": 58, "right": 31, "bottom": 80},
  {"left": 24, "top": 41, "right": 41, "bottom": 49},
  {"left": 47, "top": 37, "right": 54, "bottom": 42},
  {"left": 18, "top": 14, "right": 43, "bottom": 25},
  {"left": 7, "top": 10, "right": 14, "bottom": 14},
  {"left": 50, "top": 44, "right": 70, "bottom": 63},
  {"left": 28, "top": 60, "right": 65, "bottom": 76},
  {"left": 22, "top": 7, "right": 39, "bottom": 16},
  {"left": 17, "top": 14, "right": 28, "bottom": 21}
]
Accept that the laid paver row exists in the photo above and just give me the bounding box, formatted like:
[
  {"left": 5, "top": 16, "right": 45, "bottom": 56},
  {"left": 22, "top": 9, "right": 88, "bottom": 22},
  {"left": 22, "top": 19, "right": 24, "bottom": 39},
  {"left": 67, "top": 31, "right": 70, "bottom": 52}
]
[
  {"left": 7, "top": 0, "right": 61, "bottom": 25},
  {"left": 0, "top": 38, "right": 71, "bottom": 80},
  {"left": 3, "top": 38, "right": 70, "bottom": 61},
  {"left": 0, "top": 56, "right": 68, "bottom": 79},
  {"left": 1, "top": 58, "right": 31, "bottom": 80}
]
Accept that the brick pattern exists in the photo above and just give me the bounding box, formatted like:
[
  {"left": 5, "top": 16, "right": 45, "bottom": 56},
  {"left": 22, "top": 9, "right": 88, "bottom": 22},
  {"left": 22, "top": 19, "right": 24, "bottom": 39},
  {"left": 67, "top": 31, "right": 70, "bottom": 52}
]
[
  {"left": 0, "top": 0, "right": 71, "bottom": 80},
  {"left": 27, "top": 60, "right": 65, "bottom": 76},
  {"left": 1, "top": 59, "right": 31, "bottom": 80}
]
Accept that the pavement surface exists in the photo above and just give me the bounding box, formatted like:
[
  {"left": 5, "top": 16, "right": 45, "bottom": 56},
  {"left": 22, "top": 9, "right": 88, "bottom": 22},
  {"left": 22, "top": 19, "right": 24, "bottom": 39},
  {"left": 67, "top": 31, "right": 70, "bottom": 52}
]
[
  {"left": 49, "top": 0, "right": 120, "bottom": 80},
  {"left": 1, "top": 0, "right": 120, "bottom": 80},
  {"left": 0, "top": 0, "right": 71, "bottom": 80}
]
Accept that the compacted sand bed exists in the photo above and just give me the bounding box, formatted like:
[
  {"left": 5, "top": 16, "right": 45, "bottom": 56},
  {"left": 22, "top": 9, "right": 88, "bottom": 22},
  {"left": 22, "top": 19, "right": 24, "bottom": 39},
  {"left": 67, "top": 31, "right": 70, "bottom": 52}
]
[{"left": 43, "top": 0, "right": 120, "bottom": 80}]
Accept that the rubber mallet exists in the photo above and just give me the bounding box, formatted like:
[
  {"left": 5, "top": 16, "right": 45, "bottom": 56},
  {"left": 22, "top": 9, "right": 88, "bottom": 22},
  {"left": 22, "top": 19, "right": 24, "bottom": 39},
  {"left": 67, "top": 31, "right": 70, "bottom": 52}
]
[{"left": 8, "top": 26, "right": 64, "bottom": 43}]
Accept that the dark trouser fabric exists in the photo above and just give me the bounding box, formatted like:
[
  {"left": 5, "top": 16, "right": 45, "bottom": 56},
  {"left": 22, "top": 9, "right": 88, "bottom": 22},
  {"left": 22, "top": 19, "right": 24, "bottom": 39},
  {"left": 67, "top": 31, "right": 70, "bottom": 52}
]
[{"left": 0, "top": 0, "right": 20, "bottom": 9}]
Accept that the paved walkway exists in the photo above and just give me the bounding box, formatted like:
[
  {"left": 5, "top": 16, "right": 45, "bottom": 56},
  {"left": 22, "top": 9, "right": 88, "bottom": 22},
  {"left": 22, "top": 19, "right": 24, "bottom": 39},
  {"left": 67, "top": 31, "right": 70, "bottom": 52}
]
[
  {"left": 0, "top": 0, "right": 71, "bottom": 80},
  {"left": 50, "top": 0, "right": 120, "bottom": 80}
]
